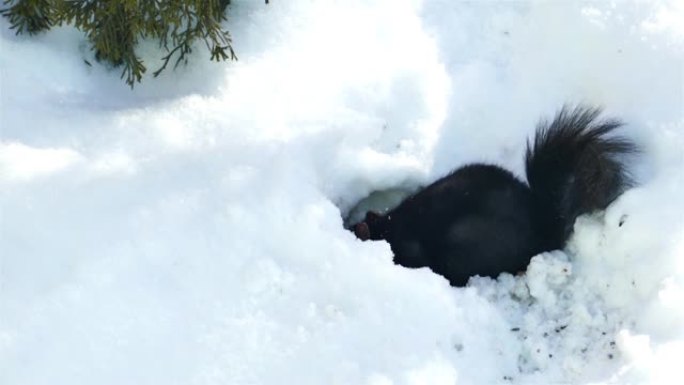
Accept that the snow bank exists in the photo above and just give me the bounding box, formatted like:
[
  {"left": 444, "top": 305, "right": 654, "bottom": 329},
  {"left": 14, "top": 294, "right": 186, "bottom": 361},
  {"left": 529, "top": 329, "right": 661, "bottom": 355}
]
[{"left": 1, "top": 0, "right": 682, "bottom": 384}]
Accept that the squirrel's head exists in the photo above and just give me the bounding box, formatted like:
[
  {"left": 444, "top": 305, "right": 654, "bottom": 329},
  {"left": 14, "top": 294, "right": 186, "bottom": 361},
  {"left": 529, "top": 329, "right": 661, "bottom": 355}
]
[{"left": 353, "top": 211, "right": 390, "bottom": 241}]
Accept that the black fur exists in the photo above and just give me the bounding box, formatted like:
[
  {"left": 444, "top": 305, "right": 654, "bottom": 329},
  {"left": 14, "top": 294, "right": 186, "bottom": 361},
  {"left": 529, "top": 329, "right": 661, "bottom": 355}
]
[{"left": 352, "top": 106, "right": 636, "bottom": 286}]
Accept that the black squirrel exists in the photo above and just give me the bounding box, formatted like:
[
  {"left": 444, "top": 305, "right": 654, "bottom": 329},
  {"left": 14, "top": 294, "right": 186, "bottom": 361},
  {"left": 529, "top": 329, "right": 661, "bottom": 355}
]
[{"left": 352, "top": 106, "right": 637, "bottom": 286}]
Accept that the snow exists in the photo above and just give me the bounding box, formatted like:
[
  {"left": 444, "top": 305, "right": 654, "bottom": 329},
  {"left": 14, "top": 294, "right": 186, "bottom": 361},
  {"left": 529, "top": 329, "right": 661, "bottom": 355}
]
[{"left": 1, "top": 0, "right": 683, "bottom": 384}]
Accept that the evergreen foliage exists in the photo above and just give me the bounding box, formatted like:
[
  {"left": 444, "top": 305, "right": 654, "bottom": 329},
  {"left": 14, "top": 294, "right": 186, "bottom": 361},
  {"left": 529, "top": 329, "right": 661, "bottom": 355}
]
[
  {"left": 1, "top": 0, "right": 53, "bottom": 34},
  {"left": 1, "top": 0, "right": 240, "bottom": 87}
]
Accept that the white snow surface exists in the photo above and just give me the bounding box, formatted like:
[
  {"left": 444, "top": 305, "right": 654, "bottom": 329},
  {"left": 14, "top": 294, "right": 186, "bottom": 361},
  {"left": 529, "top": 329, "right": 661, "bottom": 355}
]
[{"left": 1, "top": 1, "right": 683, "bottom": 384}]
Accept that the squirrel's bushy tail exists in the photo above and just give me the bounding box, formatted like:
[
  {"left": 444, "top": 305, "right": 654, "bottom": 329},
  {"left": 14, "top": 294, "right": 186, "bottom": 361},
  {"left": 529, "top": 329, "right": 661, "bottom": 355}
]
[{"left": 525, "top": 105, "right": 637, "bottom": 245}]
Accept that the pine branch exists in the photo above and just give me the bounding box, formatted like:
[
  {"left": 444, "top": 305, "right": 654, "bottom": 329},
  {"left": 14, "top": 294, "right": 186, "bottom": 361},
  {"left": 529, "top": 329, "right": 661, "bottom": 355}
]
[{"left": 2, "top": 0, "right": 243, "bottom": 88}]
